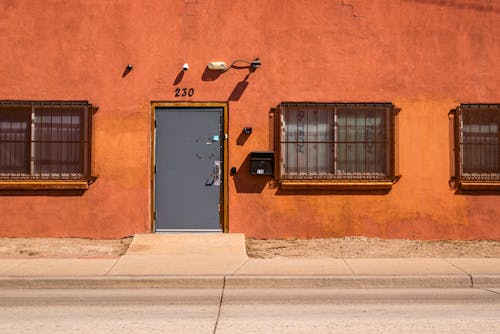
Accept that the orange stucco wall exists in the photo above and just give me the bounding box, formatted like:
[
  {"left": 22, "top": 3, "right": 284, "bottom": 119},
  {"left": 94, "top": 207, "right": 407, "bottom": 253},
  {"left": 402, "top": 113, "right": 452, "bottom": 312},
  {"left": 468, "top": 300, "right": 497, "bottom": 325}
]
[{"left": 0, "top": 0, "right": 499, "bottom": 239}]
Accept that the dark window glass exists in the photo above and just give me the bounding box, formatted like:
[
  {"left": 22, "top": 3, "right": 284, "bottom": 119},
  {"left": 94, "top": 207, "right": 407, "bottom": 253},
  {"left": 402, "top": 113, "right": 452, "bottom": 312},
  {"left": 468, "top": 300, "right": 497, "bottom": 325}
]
[
  {"left": 0, "top": 102, "right": 91, "bottom": 180},
  {"left": 280, "top": 103, "right": 394, "bottom": 180},
  {"left": 0, "top": 107, "right": 31, "bottom": 175},
  {"left": 459, "top": 106, "right": 500, "bottom": 181}
]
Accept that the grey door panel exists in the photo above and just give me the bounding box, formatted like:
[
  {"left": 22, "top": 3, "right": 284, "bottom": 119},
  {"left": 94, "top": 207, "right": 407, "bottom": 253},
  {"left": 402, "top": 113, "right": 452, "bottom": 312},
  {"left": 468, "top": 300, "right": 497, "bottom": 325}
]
[{"left": 155, "top": 107, "right": 223, "bottom": 232}]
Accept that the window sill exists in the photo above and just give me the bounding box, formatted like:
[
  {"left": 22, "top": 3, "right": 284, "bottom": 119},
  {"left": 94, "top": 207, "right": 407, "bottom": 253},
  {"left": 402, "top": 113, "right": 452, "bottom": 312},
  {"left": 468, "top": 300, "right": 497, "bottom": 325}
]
[
  {"left": 279, "top": 180, "right": 395, "bottom": 190},
  {"left": 459, "top": 182, "right": 500, "bottom": 190},
  {"left": 0, "top": 179, "right": 95, "bottom": 190}
]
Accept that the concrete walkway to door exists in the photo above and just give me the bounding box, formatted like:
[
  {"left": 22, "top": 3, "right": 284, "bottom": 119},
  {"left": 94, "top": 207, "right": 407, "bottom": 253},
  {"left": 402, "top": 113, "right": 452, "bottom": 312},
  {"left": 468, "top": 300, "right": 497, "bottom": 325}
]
[
  {"left": 0, "top": 233, "right": 499, "bottom": 289},
  {"left": 115, "top": 234, "right": 249, "bottom": 275}
]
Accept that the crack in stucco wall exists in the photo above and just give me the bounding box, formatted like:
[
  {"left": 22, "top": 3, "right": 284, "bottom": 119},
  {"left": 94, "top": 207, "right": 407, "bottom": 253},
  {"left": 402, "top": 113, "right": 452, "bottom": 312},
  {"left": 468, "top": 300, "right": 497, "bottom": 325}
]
[{"left": 341, "top": 0, "right": 363, "bottom": 19}]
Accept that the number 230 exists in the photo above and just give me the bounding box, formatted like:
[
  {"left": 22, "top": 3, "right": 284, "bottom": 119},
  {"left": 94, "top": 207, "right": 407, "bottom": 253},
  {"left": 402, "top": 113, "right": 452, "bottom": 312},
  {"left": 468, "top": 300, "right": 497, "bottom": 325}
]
[{"left": 175, "top": 88, "right": 194, "bottom": 97}]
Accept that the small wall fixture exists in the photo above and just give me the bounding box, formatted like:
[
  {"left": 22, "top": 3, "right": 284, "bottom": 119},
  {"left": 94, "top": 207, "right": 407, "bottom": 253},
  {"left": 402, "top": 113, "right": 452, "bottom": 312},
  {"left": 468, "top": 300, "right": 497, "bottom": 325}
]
[
  {"left": 243, "top": 127, "right": 252, "bottom": 134},
  {"left": 249, "top": 58, "right": 261, "bottom": 70},
  {"left": 182, "top": 63, "right": 189, "bottom": 71},
  {"left": 207, "top": 61, "right": 227, "bottom": 71},
  {"left": 122, "top": 64, "right": 133, "bottom": 77}
]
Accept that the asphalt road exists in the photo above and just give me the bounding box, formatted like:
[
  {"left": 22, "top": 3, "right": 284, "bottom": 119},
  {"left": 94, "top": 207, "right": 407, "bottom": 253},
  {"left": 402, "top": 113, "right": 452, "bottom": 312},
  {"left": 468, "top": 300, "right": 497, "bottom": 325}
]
[{"left": 0, "top": 288, "right": 499, "bottom": 333}]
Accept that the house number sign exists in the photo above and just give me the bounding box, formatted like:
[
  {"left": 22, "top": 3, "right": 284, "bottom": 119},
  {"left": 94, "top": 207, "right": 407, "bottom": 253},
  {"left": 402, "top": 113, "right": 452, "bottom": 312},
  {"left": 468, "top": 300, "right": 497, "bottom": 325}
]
[{"left": 174, "top": 88, "right": 195, "bottom": 97}]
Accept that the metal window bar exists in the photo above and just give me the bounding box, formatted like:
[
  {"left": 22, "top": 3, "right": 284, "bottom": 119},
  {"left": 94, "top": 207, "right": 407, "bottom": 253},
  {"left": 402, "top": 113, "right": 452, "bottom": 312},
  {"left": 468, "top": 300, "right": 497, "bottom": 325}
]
[
  {"left": 0, "top": 101, "right": 92, "bottom": 180},
  {"left": 280, "top": 103, "right": 393, "bottom": 181},
  {"left": 458, "top": 105, "right": 500, "bottom": 182}
]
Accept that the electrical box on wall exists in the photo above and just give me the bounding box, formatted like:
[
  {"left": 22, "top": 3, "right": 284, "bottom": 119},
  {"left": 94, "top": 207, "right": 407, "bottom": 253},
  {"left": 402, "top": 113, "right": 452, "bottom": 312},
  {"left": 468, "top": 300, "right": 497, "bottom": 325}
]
[{"left": 249, "top": 151, "right": 274, "bottom": 176}]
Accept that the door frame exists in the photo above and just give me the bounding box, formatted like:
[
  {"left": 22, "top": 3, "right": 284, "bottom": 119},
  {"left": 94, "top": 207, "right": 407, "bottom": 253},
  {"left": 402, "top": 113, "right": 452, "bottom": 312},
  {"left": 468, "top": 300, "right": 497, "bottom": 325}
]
[{"left": 150, "top": 102, "right": 229, "bottom": 233}]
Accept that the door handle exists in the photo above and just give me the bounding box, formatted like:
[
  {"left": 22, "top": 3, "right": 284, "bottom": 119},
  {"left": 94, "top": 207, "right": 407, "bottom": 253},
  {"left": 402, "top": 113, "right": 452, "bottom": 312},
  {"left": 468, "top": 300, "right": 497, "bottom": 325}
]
[{"left": 214, "top": 161, "right": 221, "bottom": 186}]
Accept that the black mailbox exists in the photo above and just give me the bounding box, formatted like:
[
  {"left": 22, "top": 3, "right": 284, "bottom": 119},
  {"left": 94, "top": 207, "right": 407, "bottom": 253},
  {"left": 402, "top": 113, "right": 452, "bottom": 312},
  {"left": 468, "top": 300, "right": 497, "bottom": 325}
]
[{"left": 249, "top": 151, "right": 274, "bottom": 176}]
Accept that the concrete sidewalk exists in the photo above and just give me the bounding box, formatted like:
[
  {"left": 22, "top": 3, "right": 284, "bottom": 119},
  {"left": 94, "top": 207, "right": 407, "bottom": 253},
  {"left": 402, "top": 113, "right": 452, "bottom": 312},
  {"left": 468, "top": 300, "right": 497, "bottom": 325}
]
[{"left": 0, "top": 234, "right": 499, "bottom": 289}]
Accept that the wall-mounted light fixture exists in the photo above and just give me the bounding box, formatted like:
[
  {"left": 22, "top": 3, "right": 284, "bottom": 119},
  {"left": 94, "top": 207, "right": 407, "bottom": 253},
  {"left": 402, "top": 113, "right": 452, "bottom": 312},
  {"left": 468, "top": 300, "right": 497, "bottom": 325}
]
[
  {"left": 207, "top": 61, "right": 227, "bottom": 71},
  {"left": 207, "top": 58, "right": 261, "bottom": 72},
  {"left": 249, "top": 58, "right": 261, "bottom": 70},
  {"left": 182, "top": 63, "right": 189, "bottom": 71}
]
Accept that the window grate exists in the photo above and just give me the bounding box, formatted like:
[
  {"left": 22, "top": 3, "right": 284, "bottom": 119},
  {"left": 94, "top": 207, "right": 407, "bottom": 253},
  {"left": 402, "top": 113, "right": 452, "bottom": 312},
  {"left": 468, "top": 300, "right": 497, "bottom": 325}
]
[
  {"left": 0, "top": 101, "right": 93, "bottom": 181},
  {"left": 456, "top": 105, "right": 500, "bottom": 182},
  {"left": 279, "top": 103, "right": 395, "bottom": 181}
]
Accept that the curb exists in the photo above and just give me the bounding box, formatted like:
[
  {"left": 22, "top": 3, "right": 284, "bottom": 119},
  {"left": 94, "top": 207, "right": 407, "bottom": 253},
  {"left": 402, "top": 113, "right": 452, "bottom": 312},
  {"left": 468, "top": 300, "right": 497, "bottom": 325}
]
[
  {"left": 225, "top": 275, "right": 473, "bottom": 289},
  {"left": 2, "top": 274, "right": 498, "bottom": 289},
  {"left": 0, "top": 276, "right": 224, "bottom": 289},
  {"left": 471, "top": 275, "right": 500, "bottom": 288}
]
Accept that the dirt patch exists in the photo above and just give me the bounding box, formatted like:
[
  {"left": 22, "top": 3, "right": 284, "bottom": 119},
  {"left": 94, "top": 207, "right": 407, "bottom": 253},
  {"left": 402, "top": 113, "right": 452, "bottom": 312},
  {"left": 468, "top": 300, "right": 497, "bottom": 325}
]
[
  {"left": 1, "top": 236, "right": 499, "bottom": 258},
  {"left": 246, "top": 237, "right": 500, "bottom": 258},
  {"left": 0, "top": 237, "right": 133, "bottom": 258}
]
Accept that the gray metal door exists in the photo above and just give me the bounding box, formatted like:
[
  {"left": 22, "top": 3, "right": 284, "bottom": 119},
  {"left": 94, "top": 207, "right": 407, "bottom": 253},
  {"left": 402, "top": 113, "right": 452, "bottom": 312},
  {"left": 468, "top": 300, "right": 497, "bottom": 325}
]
[{"left": 154, "top": 107, "right": 223, "bottom": 232}]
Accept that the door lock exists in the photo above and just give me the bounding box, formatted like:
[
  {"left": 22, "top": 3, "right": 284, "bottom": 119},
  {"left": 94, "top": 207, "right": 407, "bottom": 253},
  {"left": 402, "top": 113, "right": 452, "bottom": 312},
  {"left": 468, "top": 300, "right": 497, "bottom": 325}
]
[{"left": 214, "top": 161, "right": 221, "bottom": 186}]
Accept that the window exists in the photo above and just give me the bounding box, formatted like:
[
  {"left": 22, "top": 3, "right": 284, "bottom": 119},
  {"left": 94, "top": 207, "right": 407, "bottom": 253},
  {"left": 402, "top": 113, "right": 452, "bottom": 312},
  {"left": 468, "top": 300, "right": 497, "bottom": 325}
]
[
  {"left": 453, "top": 104, "right": 500, "bottom": 186},
  {"left": 277, "top": 102, "right": 398, "bottom": 188},
  {"left": 0, "top": 101, "right": 95, "bottom": 188}
]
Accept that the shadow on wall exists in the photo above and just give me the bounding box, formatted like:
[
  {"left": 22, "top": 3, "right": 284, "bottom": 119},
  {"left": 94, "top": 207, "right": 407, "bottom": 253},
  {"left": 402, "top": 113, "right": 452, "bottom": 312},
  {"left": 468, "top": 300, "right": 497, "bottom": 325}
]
[
  {"left": 454, "top": 189, "right": 500, "bottom": 196},
  {"left": 236, "top": 129, "right": 251, "bottom": 146},
  {"left": 274, "top": 188, "right": 391, "bottom": 196},
  {"left": 227, "top": 78, "right": 249, "bottom": 102},
  {"left": 0, "top": 189, "right": 86, "bottom": 196},
  {"left": 201, "top": 67, "right": 251, "bottom": 102},
  {"left": 403, "top": 0, "right": 500, "bottom": 13},
  {"left": 233, "top": 154, "right": 272, "bottom": 193},
  {"left": 201, "top": 67, "right": 223, "bottom": 81},
  {"left": 173, "top": 70, "right": 185, "bottom": 85}
]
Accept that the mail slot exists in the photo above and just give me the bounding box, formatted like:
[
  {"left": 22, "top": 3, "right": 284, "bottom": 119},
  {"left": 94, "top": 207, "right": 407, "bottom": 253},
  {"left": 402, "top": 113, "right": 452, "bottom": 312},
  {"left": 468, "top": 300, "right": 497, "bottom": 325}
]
[{"left": 249, "top": 151, "right": 274, "bottom": 175}]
